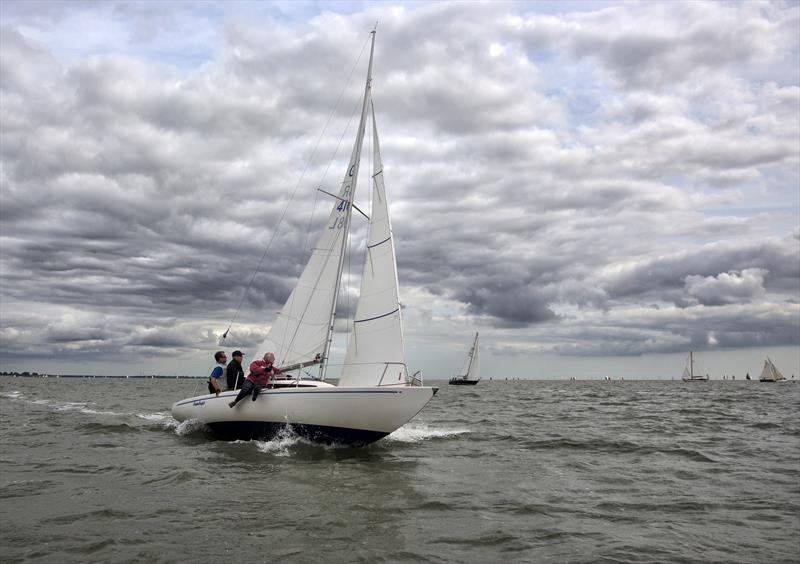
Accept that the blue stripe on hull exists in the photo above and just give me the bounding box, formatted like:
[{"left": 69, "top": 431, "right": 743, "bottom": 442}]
[{"left": 206, "top": 421, "right": 389, "bottom": 446}]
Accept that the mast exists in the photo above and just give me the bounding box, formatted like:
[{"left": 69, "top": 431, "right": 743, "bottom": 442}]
[
  {"left": 690, "top": 351, "right": 694, "bottom": 379},
  {"left": 321, "top": 29, "right": 377, "bottom": 379}
]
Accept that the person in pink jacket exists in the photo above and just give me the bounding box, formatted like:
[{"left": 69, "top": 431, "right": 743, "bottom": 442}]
[{"left": 228, "top": 352, "right": 282, "bottom": 408}]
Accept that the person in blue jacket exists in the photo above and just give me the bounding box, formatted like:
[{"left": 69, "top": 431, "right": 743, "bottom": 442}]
[{"left": 207, "top": 351, "right": 227, "bottom": 395}]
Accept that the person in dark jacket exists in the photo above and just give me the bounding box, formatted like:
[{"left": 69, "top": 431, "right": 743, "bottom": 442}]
[
  {"left": 228, "top": 352, "right": 282, "bottom": 408},
  {"left": 226, "top": 350, "right": 245, "bottom": 390}
]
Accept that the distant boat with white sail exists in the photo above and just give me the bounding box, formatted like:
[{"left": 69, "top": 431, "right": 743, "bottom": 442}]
[
  {"left": 681, "top": 351, "right": 709, "bottom": 381},
  {"left": 449, "top": 332, "right": 481, "bottom": 386},
  {"left": 758, "top": 357, "right": 785, "bottom": 382}
]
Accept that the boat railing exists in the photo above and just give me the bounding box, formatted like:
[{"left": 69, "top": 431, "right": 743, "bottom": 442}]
[{"left": 377, "top": 363, "right": 423, "bottom": 387}]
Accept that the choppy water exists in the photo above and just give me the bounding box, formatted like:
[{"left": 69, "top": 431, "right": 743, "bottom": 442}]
[{"left": 1, "top": 378, "right": 798, "bottom": 563}]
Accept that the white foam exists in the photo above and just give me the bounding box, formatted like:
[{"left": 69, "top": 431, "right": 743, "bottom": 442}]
[
  {"left": 138, "top": 411, "right": 180, "bottom": 430},
  {"left": 78, "top": 407, "right": 122, "bottom": 416},
  {"left": 386, "top": 422, "right": 470, "bottom": 443},
  {"left": 254, "top": 426, "right": 304, "bottom": 456},
  {"left": 175, "top": 418, "right": 206, "bottom": 435},
  {"left": 0, "top": 391, "right": 22, "bottom": 399}
]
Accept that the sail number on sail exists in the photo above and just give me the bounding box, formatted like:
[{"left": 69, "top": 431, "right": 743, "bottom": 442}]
[{"left": 329, "top": 183, "right": 351, "bottom": 229}]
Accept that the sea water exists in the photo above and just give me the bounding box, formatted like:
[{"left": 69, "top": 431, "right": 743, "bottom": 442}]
[{"left": 1, "top": 378, "right": 798, "bottom": 563}]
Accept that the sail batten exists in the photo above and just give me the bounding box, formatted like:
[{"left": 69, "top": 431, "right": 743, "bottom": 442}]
[
  {"left": 368, "top": 236, "right": 392, "bottom": 248},
  {"left": 355, "top": 308, "right": 400, "bottom": 324}
]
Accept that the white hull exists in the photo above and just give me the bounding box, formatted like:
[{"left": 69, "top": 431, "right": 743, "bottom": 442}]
[{"left": 172, "top": 385, "right": 437, "bottom": 446}]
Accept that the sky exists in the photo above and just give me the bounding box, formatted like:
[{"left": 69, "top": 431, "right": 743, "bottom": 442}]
[{"left": 1, "top": 1, "right": 798, "bottom": 380}]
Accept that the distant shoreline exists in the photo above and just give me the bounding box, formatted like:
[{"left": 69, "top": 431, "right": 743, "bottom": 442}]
[{"left": 0, "top": 372, "right": 199, "bottom": 379}]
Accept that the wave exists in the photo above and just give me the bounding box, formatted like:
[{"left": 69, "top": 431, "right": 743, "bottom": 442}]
[
  {"left": 175, "top": 418, "right": 207, "bottom": 436},
  {"left": 137, "top": 411, "right": 180, "bottom": 431},
  {"left": 0, "top": 479, "right": 61, "bottom": 500},
  {"left": 243, "top": 422, "right": 472, "bottom": 455},
  {"left": 79, "top": 421, "right": 139, "bottom": 434},
  {"left": 386, "top": 422, "right": 470, "bottom": 443},
  {"left": 520, "top": 437, "right": 717, "bottom": 462},
  {"left": 2, "top": 390, "right": 183, "bottom": 434},
  {"left": 254, "top": 427, "right": 306, "bottom": 456}
]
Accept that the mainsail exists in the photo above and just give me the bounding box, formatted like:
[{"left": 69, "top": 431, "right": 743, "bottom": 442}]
[
  {"left": 337, "top": 107, "right": 406, "bottom": 387},
  {"left": 465, "top": 332, "right": 480, "bottom": 381},
  {"left": 256, "top": 36, "right": 376, "bottom": 369}
]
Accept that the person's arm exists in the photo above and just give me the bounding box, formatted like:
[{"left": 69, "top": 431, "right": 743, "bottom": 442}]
[{"left": 210, "top": 366, "right": 223, "bottom": 395}]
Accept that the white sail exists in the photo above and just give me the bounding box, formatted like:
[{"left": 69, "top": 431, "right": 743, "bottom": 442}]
[
  {"left": 465, "top": 332, "right": 480, "bottom": 381},
  {"left": 338, "top": 107, "right": 406, "bottom": 387},
  {"left": 681, "top": 351, "right": 708, "bottom": 381},
  {"left": 257, "top": 38, "right": 375, "bottom": 368},
  {"left": 771, "top": 359, "right": 785, "bottom": 380},
  {"left": 759, "top": 357, "right": 785, "bottom": 382}
]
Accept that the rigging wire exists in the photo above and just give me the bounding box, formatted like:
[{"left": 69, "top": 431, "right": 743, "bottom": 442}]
[{"left": 220, "top": 33, "right": 374, "bottom": 344}]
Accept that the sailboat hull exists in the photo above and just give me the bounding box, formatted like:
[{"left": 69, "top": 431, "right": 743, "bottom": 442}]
[
  {"left": 171, "top": 386, "right": 437, "bottom": 446},
  {"left": 448, "top": 379, "right": 479, "bottom": 385}
]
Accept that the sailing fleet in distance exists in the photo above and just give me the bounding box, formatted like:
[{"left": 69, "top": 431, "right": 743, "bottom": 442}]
[{"left": 680, "top": 351, "right": 791, "bottom": 382}]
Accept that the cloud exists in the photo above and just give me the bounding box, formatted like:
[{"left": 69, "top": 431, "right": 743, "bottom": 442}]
[
  {"left": 0, "top": 1, "right": 798, "bottom": 376},
  {"left": 684, "top": 268, "right": 768, "bottom": 306}
]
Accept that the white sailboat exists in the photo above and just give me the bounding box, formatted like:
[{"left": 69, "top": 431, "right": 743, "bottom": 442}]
[
  {"left": 758, "top": 357, "right": 785, "bottom": 382},
  {"left": 449, "top": 332, "right": 481, "bottom": 386},
  {"left": 681, "top": 351, "right": 709, "bottom": 381},
  {"left": 172, "top": 30, "right": 437, "bottom": 446}
]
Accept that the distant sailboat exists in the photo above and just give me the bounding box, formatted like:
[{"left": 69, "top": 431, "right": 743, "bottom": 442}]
[
  {"left": 758, "top": 357, "right": 785, "bottom": 382},
  {"left": 681, "top": 351, "right": 709, "bottom": 381},
  {"left": 449, "top": 332, "right": 481, "bottom": 386}
]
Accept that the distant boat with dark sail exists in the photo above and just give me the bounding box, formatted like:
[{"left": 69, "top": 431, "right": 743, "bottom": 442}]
[
  {"left": 449, "top": 332, "right": 481, "bottom": 386},
  {"left": 758, "top": 357, "right": 785, "bottom": 382},
  {"left": 681, "top": 351, "right": 709, "bottom": 381}
]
